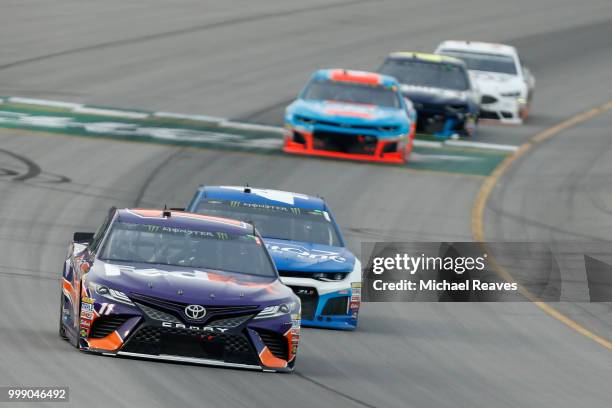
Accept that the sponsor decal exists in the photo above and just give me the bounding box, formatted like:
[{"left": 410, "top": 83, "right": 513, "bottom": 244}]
[
  {"left": 81, "top": 303, "right": 94, "bottom": 312},
  {"left": 184, "top": 304, "right": 207, "bottom": 320},
  {"left": 79, "top": 329, "right": 87, "bottom": 337},
  {"left": 82, "top": 297, "right": 95, "bottom": 304},
  {"left": 79, "top": 319, "right": 91, "bottom": 328},
  {"left": 98, "top": 303, "right": 115, "bottom": 315},
  {"left": 80, "top": 311, "right": 93, "bottom": 320},
  {"left": 266, "top": 243, "right": 347, "bottom": 263},
  {"left": 161, "top": 321, "right": 229, "bottom": 333},
  {"left": 295, "top": 287, "right": 315, "bottom": 296},
  {"left": 220, "top": 187, "right": 309, "bottom": 205}
]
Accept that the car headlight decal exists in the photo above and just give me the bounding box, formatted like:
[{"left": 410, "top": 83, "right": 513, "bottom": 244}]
[
  {"left": 88, "top": 282, "right": 134, "bottom": 306},
  {"left": 254, "top": 301, "right": 300, "bottom": 319}
]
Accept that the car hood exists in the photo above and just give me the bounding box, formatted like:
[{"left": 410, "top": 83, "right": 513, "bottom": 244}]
[
  {"left": 400, "top": 84, "right": 468, "bottom": 105},
  {"left": 264, "top": 238, "right": 356, "bottom": 273},
  {"left": 88, "top": 260, "right": 293, "bottom": 306},
  {"left": 289, "top": 99, "right": 406, "bottom": 125}
]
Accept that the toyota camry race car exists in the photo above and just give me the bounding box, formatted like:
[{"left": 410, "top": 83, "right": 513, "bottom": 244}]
[
  {"left": 378, "top": 52, "right": 480, "bottom": 138},
  {"left": 59, "top": 208, "right": 301, "bottom": 372},
  {"left": 188, "top": 186, "right": 362, "bottom": 330},
  {"left": 284, "top": 69, "right": 416, "bottom": 164},
  {"left": 435, "top": 41, "right": 535, "bottom": 124}
]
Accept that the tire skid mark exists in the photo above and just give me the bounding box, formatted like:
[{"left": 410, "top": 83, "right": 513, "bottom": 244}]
[
  {"left": 0, "top": 147, "right": 72, "bottom": 183},
  {"left": 295, "top": 372, "right": 379, "bottom": 408},
  {"left": 0, "top": 147, "right": 42, "bottom": 181}
]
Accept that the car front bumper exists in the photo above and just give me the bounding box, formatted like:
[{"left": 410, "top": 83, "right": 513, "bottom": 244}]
[
  {"left": 75, "top": 290, "right": 300, "bottom": 372},
  {"left": 280, "top": 276, "right": 361, "bottom": 330},
  {"left": 479, "top": 94, "right": 526, "bottom": 124},
  {"left": 283, "top": 125, "right": 414, "bottom": 164}
]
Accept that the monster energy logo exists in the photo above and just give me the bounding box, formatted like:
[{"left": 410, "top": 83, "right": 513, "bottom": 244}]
[
  {"left": 216, "top": 232, "right": 229, "bottom": 240},
  {"left": 290, "top": 208, "right": 301, "bottom": 215},
  {"left": 230, "top": 201, "right": 241, "bottom": 207}
]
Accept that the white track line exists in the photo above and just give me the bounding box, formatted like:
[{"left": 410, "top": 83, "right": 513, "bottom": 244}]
[
  {"left": 445, "top": 140, "right": 519, "bottom": 152},
  {"left": 72, "top": 106, "right": 149, "bottom": 119},
  {"left": 9, "top": 97, "right": 83, "bottom": 109},
  {"left": 219, "top": 120, "right": 285, "bottom": 134},
  {"left": 153, "top": 112, "right": 224, "bottom": 123},
  {"left": 413, "top": 140, "right": 443, "bottom": 148}
]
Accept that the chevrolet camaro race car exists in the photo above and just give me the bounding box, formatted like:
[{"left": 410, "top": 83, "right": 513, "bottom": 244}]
[
  {"left": 378, "top": 52, "right": 480, "bottom": 138},
  {"left": 435, "top": 40, "right": 535, "bottom": 124},
  {"left": 188, "top": 186, "right": 362, "bottom": 330},
  {"left": 284, "top": 68, "right": 416, "bottom": 164},
  {"left": 59, "top": 208, "right": 301, "bottom": 372}
]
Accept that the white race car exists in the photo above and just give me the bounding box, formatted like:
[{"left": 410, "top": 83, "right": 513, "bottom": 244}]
[{"left": 435, "top": 41, "right": 535, "bottom": 124}]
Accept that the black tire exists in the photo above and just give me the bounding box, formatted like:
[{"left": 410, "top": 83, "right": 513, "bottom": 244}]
[{"left": 58, "top": 287, "right": 68, "bottom": 340}]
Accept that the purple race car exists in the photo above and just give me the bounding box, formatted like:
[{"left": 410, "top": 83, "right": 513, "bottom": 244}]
[{"left": 59, "top": 208, "right": 301, "bottom": 372}]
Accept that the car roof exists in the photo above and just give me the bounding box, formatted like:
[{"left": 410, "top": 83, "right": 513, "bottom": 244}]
[
  {"left": 387, "top": 51, "right": 465, "bottom": 66},
  {"left": 312, "top": 68, "right": 399, "bottom": 89},
  {"left": 436, "top": 40, "right": 517, "bottom": 57},
  {"left": 115, "top": 208, "right": 252, "bottom": 235},
  {"left": 197, "top": 186, "right": 327, "bottom": 211}
]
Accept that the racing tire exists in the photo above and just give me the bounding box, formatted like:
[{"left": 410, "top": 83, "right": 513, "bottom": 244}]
[
  {"left": 58, "top": 289, "right": 68, "bottom": 340},
  {"left": 72, "top": 283, "right": 83, "bottom": 348}
]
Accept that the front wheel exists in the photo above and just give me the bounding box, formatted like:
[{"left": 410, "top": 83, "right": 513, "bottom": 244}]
[{"left": 58, "top": 288, "right": 68, "bottom": 340}]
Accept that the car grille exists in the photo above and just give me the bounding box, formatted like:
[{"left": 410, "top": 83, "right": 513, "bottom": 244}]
[
  {"left": 414, "top": 102, "right": 446, "bottom": 112},
  {"left": 416, "top": 111, "right": 446, "bottom": 133},
  {"left": 312, "top": 130, "right": 378, "bottom": 155},
  {"left": 296, "top": 115, "right": 398, "bottom": 132},
  {"left": 256, "top": 329, "right": 288, "bottom": 360},
  {"left": 481, "top": 95, "right": 498, "bottom": 104},
  {"left": 479, "top": 110, "right": 499, "bottom": 120},
  {"left": 89, "top": 315, "right": 131, "bottom": 339},
  {"left": 121, "top": 326, "right": 259, "bottom": 365},
  {"left": 321, "top": 297, "right": 349, "bottom": 316},
  {"left": 135, "top": 302, "right": 181, "bottom": 323},
  {"left": 289, "top": 286, "right": 318, "bottom": 320},
  {"left": 206, "top": 314, "right": 254, "bottom": 328},
  {"left": 129, "top": 293, "right": 259, "bottom": 324}
]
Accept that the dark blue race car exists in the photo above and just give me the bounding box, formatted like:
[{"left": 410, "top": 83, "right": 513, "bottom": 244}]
[
  {"left": 188, "top": 186, "right": 362, "bottom": 330},
  {"left": 60, "top": 208, "right": 300, "bottom": 372},
  {"left": 379, "top": 52, "right": 480, "bottom": 139}
]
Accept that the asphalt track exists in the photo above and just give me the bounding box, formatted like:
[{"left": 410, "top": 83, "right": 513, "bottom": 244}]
[{"left": 1, "top": 1, "right": 612, "bottom": 407}]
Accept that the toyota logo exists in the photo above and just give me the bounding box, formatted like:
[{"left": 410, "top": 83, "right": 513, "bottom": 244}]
[{"left": 184, "top": 304, "right": 207, "bottom": 320}]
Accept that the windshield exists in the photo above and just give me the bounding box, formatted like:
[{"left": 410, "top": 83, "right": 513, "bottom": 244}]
[
  {"left": 438, "top": 50, "right": 517, "bottom": 75},
  {"left": 99, "top": 221, "right": 276, "bottom": 277},
  {"left": 196, "top": 200, "right": 342, "bottom": 247},
  {"left": 302, "top": 79, "right": 400, "bottom": 108},
  {"left": 378, "top": 59, "right": 469, "bottom": 91}
]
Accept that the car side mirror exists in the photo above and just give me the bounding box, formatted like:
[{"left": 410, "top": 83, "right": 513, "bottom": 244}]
[{"left": 73, "top": 232, "right": 95, "bottom": 244}]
